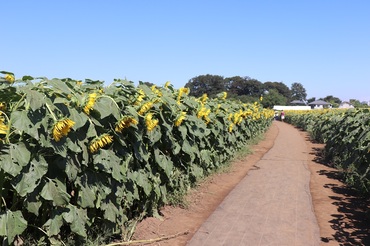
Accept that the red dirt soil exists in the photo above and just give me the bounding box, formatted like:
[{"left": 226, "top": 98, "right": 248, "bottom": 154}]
[{"left": 130, "top": 124, "right": 370, "bottom": 245}]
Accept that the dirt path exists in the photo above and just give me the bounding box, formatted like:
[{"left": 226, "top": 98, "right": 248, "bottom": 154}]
[{"left": 132, "top": 121, "right": 370, "bottom": 245}]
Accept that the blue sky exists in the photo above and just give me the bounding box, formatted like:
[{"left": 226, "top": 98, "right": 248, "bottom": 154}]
[{"left": 2, "top": 1, "right": 370, "bottom": 102}]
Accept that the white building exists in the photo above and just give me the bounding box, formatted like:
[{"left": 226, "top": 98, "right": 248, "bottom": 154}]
[{"left": 339, "top": 102, "right": 354, "bottom": 109}]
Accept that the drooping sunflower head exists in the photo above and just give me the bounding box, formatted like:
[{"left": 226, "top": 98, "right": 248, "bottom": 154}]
[
  {"left": 174, "top": 111, "right": 186, "bottom": 127},
  {"left": 89, "top": 134, "right": 114, "bottom": 153},
  {"left": 200, "top": 93, "right": 208, "bottom": 103},
  {"left": 151, "top": 85, "right": 162, "bottom": 97},
  {"left": 0, "top": 115, "right": 8, "bottom": 135},
  {"left": 228, "top": 123, "right": 234, "bottom": 133},
  {"left": 0, "top": 102, "right": 6, "bottom": 111},
  {"left": 4, "top": 74, "right": 15, "bottom": 83},
  {"left": 164, "top": 81, "right": 171, "bottom": 88},
  {"left": 138, "top": 101, "right": 153, "bottom": 115},
  {"left": 145, "top": 113, "right": 159, "bottom": 132},
  {"left": 177, "top": 87, "right": 190, "bottom": 103},
  {"left": 217, "top": 92, "right": 227, "bottom": 100},
  {"left": 134, "top": 89, "right": 146, "bottom": 105},
  {"left": 197, "top": 106, "right": 210, "bottom": 119},
  {"left": 115, "top": 116, "right": 138, "bottom": 133},
  {"left": 52, "top": 118, "right": 75, "bottom": 142},
  {"left": 83, "top": 93, "right": 98, "bottom": 115}
]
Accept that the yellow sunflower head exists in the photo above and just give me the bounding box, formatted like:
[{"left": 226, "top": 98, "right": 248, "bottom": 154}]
[
  {"left": 83, "top": 93, "right": 98, "bottom": 115},
  {"left": 89, "top": 134, "right": 114, "bottom": 153},
  {"left": 175, "top": 111, "right": 186, "bottom": 127},
  {"left": 115, "top": 116, "right": 138, "bottom": 133},
  {"left": 138, "top": 101, "right": 153, "bottom": 115},
  {"left": 145, "top": 113, "right": 159, "bottom": 132},
  {"left": 52, "top": 118, "right": 75, "bottom": 142},
  {"left": 4, "top": 74, "right": 15, "bottom": 83}
]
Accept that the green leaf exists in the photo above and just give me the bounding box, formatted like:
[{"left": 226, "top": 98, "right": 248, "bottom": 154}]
[
  {"left": 190, "top": 164, "right": 204, "bottom": 180},
  {"left": 93, "top": 149, "right": 124, "bottom": 181},
  {"left": 100, "top": 200, "right": 120, "bottom": 223},
  {"left": 13, "top": 156, "right": 48, "bottom": 197},
  {"left": 76, "top": 171, "right": 111, "bottom": 208},
  {"left": 48, "top": 78, "right": 72, "bottom": 95},
  {"left": 26, "top": 90, "right": 45, "bottom": 111},
  {"left": 133, "top": 140, "right": 149, "bottom": 162},
  {"left": 40, "top": 178, "right": 71, "bottom": 206},
  {"left": 22, "top": 75, "right": 34, "bottom": 81},
  {"left": 129, "top": 170, "right": 152, "bottom": 196},
  {"left": 200, "top": 149, "right": 212, "bottom": 163},
  {"left": 0, "top": 70, "right": 14, "bottom": 75},
  {"left": 77, "top": 181, "right": 96, "bottom": 208},
  {"left": 0, "top": 142, "right": 31, "bottom": 177},
  {"left": 0, "top": 210, "right": 28, "bottom": 244},
  {"left": 11, "top": 110, "right": 40, "bottom": 139},
  {"left": 94, "top": 97, "right": 120, "bottom": 120},
  {"left": 25, "top": 195, "right": 42, "bottom": 216},
  {"left": 69, "top": 108, "right": 88, "bottom": 129},
  {"left": 43, "top": 209, "right": 65, "bottom": 236},
  {"left": 147, "top": 127, "right": 162, "bottom": 144},
  {"left": 154, "top": 149, "right": 173, "bottom": 178},
  {"left": 181, "top": 139, "right": 196, "bottom": 162},
  {"left": 86, "top": 121, "right": 98, "bottom": 139},
  {"left": 178, "top": 125, "right": 187, "bottom": 140},
  {"left": 62, "top": 204, "right": 88, "bottom": 237}
]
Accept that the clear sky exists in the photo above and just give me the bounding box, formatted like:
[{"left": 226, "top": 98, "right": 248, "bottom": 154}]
[{"left": 2, "top": 0, "right": 370, "bottom": 102}]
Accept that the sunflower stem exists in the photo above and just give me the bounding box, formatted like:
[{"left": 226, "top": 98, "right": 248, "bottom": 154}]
[{"left": 45, "top": 103, "right": 57, "bottom": 121}]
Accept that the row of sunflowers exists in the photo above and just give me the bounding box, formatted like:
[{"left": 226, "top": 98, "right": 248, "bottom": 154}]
[
  {"left": 284, "top": 108, "right": 370, "bottom": 195},
  {"left": 0, "top": 71, "right": 274, "bottom": 244}
]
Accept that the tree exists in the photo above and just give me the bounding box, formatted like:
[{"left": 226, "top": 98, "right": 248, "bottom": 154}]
[
  {"left": 349, "top": 99, "right": 369, "bottom": 108},
  {"left": 264, "top": 81, "right": 291, "bottom": 99},
  {"left": 307, "top": 97, "right": 316, "bottom": 104},
  {"left": 227, "top": 76, "right": 263, "bottom": 97},
  {"left": 185, "top": 74, "right": 225, "bottom": 98},
  {"left": 139, "top": 81, "right": 155, "bottom": 87},
  {"left": 261, "top": 89, "right": 288, "bottom": 108},
  {"left": 290, "top": 82, "right": 307, "bottom": 101},
  {"left": 322, "top": 95, "right": 341, "bottom": 108}
]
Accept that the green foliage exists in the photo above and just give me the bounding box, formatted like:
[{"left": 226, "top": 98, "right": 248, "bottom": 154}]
[
  {"left": 285, "top": 109, "right": 370, "bottom": 195},
  {"left": 290, "top": 82, "right": 307, "bottom": 101},
  {"left": 185, "top": 74, "right": 308, "bottom": 106},
  {"left": 0, "top": 74, "right": 274, "bottom": 244},
  {"left": 261, "top": 89, "right": 288, "bottom": 108}
]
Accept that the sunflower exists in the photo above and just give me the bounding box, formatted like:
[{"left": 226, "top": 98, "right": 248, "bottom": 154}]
[
  {"left": 4, "top": 74, "right": 15, "bottom": 83},
  {"left": 177, "top": 87, "right": 190, "bottom": 103},
  {"left": 135, "top": 89, "right": 145, "bottom": 105},
  {"left": 175, "top": 112, "right": 186, "bottom": 127},
  {"left": 115, "top": 116, "right": 138, "bottom": 133},
  {"left": 197, "top": 106, "right": 210, "bottom": 119},
  {"left": 0, "top": 115, "right": 8, "bottom": 135},
  {"left": 228, "top": 123, "right": 234, "bottom": 133},
  {"left": 89, "top": 134, "right": 114, "bottom": 153},
  {"left": 0, "top": 102, "right": 6, "bottom": 111},
  {"left": 83, "top": 93, "right": 98, "bottom": 115},
  {"left": 164, "top": 81, "right": 171, "bottom": 88},
  {"left": 151, "top": 85, "right": 162, "bottom": 97},
  {"left": 52, "top": 118, "right": 75, "bottom": 142},
  {"left": 199, "top": 94, "right": 208, "bottom": 103},
  {"left": 145, "top": 113, "right": 159, "bottom": 132},
  {"left": 138, "top": 101, "right": 153, "bottom": 115}
]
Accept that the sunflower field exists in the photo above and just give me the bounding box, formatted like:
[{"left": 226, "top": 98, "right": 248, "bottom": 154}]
[
  {"left": 0, "top": 71, "right": 274, "bottom": 244},
  {"left": 284, "top": 109, "right": 370, "bottom": 195}
]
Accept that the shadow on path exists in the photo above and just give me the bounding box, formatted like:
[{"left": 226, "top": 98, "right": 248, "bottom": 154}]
[{"left": 310, "top": 144, "right": 370, "bottom": 245}]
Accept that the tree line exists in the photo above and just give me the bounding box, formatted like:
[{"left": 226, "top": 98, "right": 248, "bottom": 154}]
[
  {"left": 182, "top": 74, "right": 369, "bottom": 108},
  {"left": 183, "top": 74, "right": 306, "bottom": 108}
]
